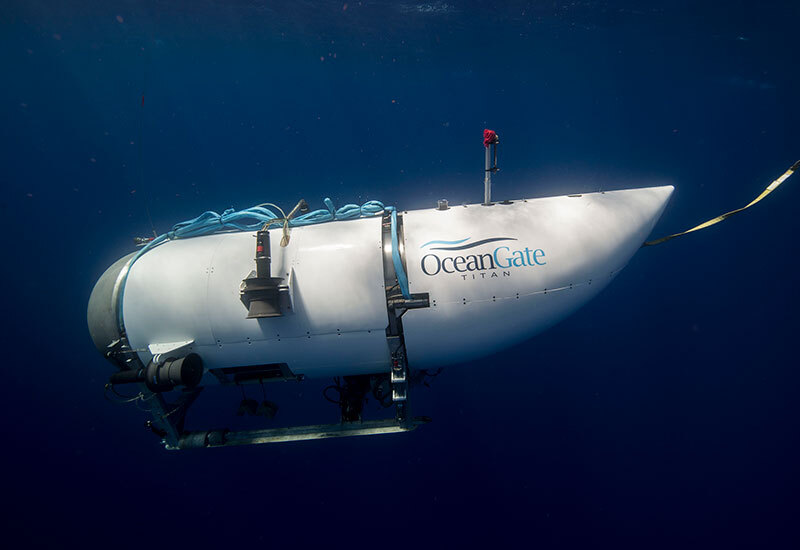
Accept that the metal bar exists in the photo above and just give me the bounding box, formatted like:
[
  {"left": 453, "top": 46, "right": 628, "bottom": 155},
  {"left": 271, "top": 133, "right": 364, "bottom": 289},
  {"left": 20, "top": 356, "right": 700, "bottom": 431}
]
[
  {"left": 144, "top": 387, "right": 182, "bottom": 447},
  {"left": 172, "top": 417, "right": 430, "bottom": 449},
  {"left": 484, "top": 146, "right": 492, "bottom": 205}
]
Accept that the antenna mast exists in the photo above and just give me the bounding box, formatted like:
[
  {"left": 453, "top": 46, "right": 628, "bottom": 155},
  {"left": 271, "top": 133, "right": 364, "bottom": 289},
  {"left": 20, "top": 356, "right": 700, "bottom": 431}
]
[{"left": 483, "top": 129, "right": 500, "bottom": 205}]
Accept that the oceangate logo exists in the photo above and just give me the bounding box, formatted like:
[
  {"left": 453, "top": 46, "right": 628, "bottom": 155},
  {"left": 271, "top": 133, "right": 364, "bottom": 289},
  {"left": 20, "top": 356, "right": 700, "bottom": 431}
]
[{"left": 419, "top": 237, "right": 546, "bottom": 279}]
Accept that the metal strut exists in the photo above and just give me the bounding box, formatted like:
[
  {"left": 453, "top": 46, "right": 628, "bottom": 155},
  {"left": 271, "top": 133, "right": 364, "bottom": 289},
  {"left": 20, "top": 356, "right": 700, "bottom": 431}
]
[{"left": 381, "top": 210, "right": 430, "bottom": 426}]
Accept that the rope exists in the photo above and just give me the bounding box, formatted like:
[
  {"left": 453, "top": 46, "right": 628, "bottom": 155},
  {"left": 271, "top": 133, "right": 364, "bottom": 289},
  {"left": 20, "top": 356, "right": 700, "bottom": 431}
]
[
  {"left": 139, "top": 198, "right": 386, "bottom": 247},
  {"left": 644, "top": 160, "right": 799, "bottom": 246}
]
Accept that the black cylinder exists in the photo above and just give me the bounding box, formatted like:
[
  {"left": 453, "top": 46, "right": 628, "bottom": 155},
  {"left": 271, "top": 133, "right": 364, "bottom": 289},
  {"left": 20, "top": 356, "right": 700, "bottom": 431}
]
[
  {"left": 108, "top": 368, "right": 145, "bottom": 385},
  {"left": 255, "top": 230, "right": 271, "bottom": 277},
  {"left": 144, "top": 353, "right": 204, "bottom": 392},
  {"left": 108, "top": 354, "right": 204, "bottom": 392}
]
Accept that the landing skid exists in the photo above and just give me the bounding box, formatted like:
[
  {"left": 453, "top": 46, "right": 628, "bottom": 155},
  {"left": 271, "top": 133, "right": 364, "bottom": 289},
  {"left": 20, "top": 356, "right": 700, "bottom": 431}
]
[
  {"left": 136, "top": 359, "right": 428, "bottom": 450},
  {"left": 173, "top": 416, "right": 431, "bottom": 450}
]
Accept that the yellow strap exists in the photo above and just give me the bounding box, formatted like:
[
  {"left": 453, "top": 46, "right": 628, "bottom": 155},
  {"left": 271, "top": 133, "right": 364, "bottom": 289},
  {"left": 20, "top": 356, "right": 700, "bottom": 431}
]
[{"left": 643, "top": 160, "right": 800, "bottom": 247}]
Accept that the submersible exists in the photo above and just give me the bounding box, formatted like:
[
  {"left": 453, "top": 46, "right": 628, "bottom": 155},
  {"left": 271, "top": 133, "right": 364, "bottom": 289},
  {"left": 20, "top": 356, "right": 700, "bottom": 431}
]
[{"left": 87, "top": 130, "right": 683, "bottom": 450}]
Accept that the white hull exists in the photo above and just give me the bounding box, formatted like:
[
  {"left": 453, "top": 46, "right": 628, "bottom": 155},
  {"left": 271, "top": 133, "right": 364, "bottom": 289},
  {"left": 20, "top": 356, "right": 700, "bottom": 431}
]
[{"left": 94, "top": 185, "right": 673, "bottom": 380}]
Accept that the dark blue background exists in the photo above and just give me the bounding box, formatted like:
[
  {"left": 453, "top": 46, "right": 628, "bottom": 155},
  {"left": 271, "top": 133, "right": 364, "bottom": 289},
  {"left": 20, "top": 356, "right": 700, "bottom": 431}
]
[{"left": 2, "top": 1, "right": 798, "bottom": 547}]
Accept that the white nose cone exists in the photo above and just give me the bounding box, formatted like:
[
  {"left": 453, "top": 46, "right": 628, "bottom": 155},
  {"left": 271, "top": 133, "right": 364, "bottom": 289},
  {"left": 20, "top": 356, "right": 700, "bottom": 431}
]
[{"left": 400, "top": 185, "right": 674, "bottom": 368}]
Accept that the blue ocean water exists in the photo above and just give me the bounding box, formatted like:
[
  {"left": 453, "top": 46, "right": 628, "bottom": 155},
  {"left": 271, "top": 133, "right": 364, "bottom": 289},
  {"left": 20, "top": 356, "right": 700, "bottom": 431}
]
[{"left": 2, "top": 1, "right": 799, "bottom": 547}]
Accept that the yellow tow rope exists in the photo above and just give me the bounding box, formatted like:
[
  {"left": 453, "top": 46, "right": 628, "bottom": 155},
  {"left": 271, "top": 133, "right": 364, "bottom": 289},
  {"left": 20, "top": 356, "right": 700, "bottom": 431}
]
[{"left": 643, "top": 160, "right": 800, "bottom": 247}]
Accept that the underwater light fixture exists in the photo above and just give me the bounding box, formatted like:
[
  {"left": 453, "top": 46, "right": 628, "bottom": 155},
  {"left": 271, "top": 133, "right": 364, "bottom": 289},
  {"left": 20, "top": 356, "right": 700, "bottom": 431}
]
[{"left": 88, "top": 130, "right": 798, "bottom": 450}]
